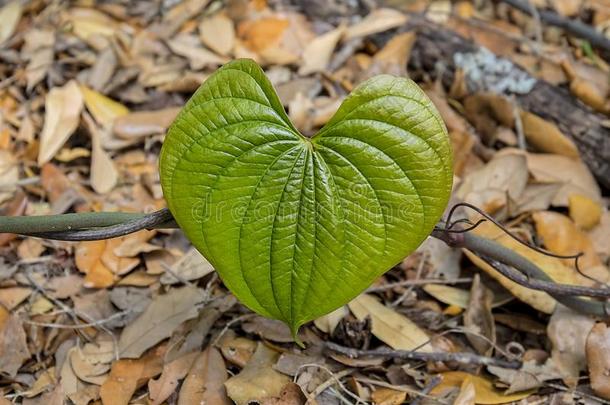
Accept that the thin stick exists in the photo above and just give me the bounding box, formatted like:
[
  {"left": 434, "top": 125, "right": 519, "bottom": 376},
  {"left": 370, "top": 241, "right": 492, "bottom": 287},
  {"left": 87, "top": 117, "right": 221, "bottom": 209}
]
[{"left": 325, "top": 341, "right": 522, "bottom": 369}]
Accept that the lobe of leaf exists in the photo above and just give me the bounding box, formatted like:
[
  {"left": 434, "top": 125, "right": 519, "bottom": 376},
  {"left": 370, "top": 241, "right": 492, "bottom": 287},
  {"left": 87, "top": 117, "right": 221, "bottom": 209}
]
[{"left": 159, "top": 59, "right": 453, "bottom": 335}]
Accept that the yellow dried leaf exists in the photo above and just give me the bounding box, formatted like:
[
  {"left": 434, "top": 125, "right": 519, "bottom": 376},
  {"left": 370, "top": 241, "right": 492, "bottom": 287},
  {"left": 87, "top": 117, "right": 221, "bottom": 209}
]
[
  {"left": 371, "top": 387, "right": 407, "bottom": 405},
  {"left": 348, "top": 293, "right": 432, "bottom": 351},
  {"left": 80, "top": 85, "right": 129, "bottom": 128},
  {"left": 344, "top": 8, "right": 408, "bottom": 40},
  {"left": 431, "top": 371, "right": 534, "bottom": 404},
  {"left": 586, "top": 323, "right": 610, "bottom": 400},
  {"left": 0, "top": 1, "right": 22, "bottom": 44},
  {"left": 465, "top": 221, "right": 582, "bottom": 313},
  {"left": 519, "top": 111, "right": 579, "bottom": 158},
  {"left": 568, "top": 194, "right": 603, "bottom": 230},
  {"left": 38, "top": 80, "right": 84, "bottom": 165}
]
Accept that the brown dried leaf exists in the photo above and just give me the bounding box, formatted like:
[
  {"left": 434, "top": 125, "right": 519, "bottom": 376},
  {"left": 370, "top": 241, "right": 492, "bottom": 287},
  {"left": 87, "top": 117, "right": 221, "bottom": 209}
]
[
  {"left": 178, "top": 347, "right": 231, "bottom": 405},
  {"left": 224, "top": 343, "right": 291, "bottom": 405},
  {"left": 0, "top": 287, "right": 32, "bottom": 310},
  {"left": 38, "top": 80, "right": 84, "bottom": 165},
  {"left": 149, "top": 351, "right": 199, "bottom": 405},
  {"left": 199, "top": 12, "right": 236, "bottom": 56},
  {"left": 167, "top": 34, "right": 229, "bottom": 70},
  {"left": 463, "top": 274, "right": 496, "bottom": 355},
  {"left": 113, "top": 107, "right": 180, "bottom": 139},
  {"left": 371, "top": 388, "right": 407, "bottom": 405},
  {"left": 0, "top": 150, "right": 18, "bottom": 205},
  {"left": 586, "top": 322, "right": 610, "bottom": 400},
  {"left": 298, "top": 24, "right": 345, "bottom": 75},
  {"left": 348, "top": 293, "right": 432, "bottom": 351},
  {"left": 548, "top": 305, "right": 595, "bottom": 387},
  {"left": 344, "top": 8, "right": 408, "bottom": 40},
  {"left": 219, "top": 336, "right": 257, "bottom": 368},
  {"left": 0, "top": 305, "right": 30, "bottom": 376},
  {"left": 118, "top": 286, "right": 204, "bottom": 358},
  {"left": 0, "top": 1, "right": 22, "bottom": 44},
  {"left": 21, "top": 29, "right": 55, "bottom": 91},
  {"left": 258, "top": 382, "right": 306, "bottom": 405},
  {"left": 99, "top": 346, "right": 164, "bottom": 405},
  {"left": 364, "top": 31, "right": 416, "bottom": 77},
  {"left": 519, "top": 111, "right": 579, "bottom": 158},
  {"left": 160, "top": 246, "right": 214, "bottom": 285}
]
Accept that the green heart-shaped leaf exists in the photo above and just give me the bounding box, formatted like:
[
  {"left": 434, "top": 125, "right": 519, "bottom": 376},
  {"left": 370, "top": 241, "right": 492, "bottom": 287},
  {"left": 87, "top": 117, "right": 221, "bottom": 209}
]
[{"left": 159, "top": 59, "right": 453, "bottom": 335}]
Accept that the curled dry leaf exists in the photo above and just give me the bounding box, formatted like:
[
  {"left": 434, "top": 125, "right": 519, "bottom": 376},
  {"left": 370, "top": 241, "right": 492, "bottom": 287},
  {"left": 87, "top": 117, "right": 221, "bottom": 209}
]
[
  {"left": 199, "top": 12, "right": 236, "bottom": 56},
  {"left": 463, "top": 274, "right": 496, "bottom": 355},
  {"left": 38, "top": 80, "right": 84, "bottom": 165},
  {"left": 224, "top": 343, "right": 291, "bottom": 405},
  {"left": 148, "top": 351, "right": 199, "bottom": 405},
  {"left": 453, "top": 378, "right": 476, "bottom": 405},
  {"left": 348, "top": 293, "right": 432, "bottom": 352},
  {"left": 178, "top": 347, "right": 231, "bottom": 405},
  {"left": 219, "top": 335, "right": 257, "bottom": 368},
  {"left": 160, "top": 246, "right": 214, "bottom": 285},
  {"left": 118, "top": 285, "right": 205, "bottom": 358},
  {"left": 586, "top": 323, "right": 610, "bottom": 400},
  {"left": 548, "top": 305, "right": 595, "bottom": 387}
]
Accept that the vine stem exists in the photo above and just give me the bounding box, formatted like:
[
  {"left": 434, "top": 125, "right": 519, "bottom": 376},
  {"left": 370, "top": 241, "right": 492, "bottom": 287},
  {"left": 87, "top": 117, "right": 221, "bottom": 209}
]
[{"left": 1, "top": 208, "right": 609, "bottom": 316}]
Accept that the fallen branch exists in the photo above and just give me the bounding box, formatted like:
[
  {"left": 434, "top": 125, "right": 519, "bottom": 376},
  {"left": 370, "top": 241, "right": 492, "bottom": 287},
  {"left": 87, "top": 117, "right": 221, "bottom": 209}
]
[{"left": 325, "top": 341, "right": 522, "bottom": 369}]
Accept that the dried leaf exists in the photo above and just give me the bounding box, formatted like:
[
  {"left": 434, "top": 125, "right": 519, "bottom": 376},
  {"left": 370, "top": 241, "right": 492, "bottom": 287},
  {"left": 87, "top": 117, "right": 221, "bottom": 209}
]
[
  {"left": 0, "top": 1, "right": 22, "bottom": 44},
  {"left": 149, "top": 351, "right": 199, "bottom": 405},
  {"left": 431, "top": 371, "right": 534, "bottom": 404},
  {"left": 167, "top": 34, "right": 228, "bottom": 70},
  {"left": 0, "top": 149, "right": 18, "bottom": 205},
  {"left": 0, "top": 287, "right": 31, "bottom": 310},
  {"left": 22, "top": 29, "right": 55, "bottom": 91},
  {"left": 314, "top": 305, "right": 348, "bottom": 334},
  {"left": 0, "top": 305, "right": 30, "bottom": 376},
  {"left": 548, "top": 305, "right": 595, "bottom": 387},
  {"left": 258, "top": 382, "right": 306, "bottom": 405},
  {"left": 463, "top": 275, "right": 496, "bottom": 355},
  {"left": 532, "top": 211, "right": 603, "bottom": 273},
  {"left": 568, "top": 194, "right": 603, "bottom": 230},
  {"left": 38, "top": 81, "right": 84, "bottom": 165},
  {"left": 224, "top": 343, "right": 291, "bottom": 405},
  {"left": 99, "top": 346, "right": 164, "bottom": 405},
  {"left": 68, "top": 346, "right": 110, "bottom": 385},
  {"left": 219, "top": 336, "right": 257, "bottom": 368},
  {"left": 371, "top": 387, "right": 407, "bottom": 405},
  {"left": 113, "top": 107, "right": 180, "bottom": 139},
  {"left": 365, "top": 31, "right": 416, "bottom": 77},
  {"left": 344, "top": 8, "right": 408, "bottom": 40},
  {"left": 348, "top": 293, "right": 432, "bottom": 352},
  {"left": 586, "top": 323, "right": 610, "bottom": 400},
  {"left": 80, "top": 85, "right": 129, "bottom": 128},
  {"left": 465, "top": 221, "right": 582, "bottom": 313},
  {"left": 519, "top": 111, "right": 579, "bottom": 158},
  {"left": 160, "top": 246, "right": 214, "bottom": 285},
  {"left": 453, "top": 378, "right": 476, "bottom": 405},
  {"left": 298, "top": 24, "right": 345, "bottom": 75},
  {"left": 199, "top": 12, "right": 236, "bottom": 56},
  {"left": 178, "top": 347, "right": 231, "bottom": 405},
  {"left": 87, "top": 116, "right": 118, "bottom": 194},
  {"left": 118, "top": 286, "right": 204, "bottom": 358}
]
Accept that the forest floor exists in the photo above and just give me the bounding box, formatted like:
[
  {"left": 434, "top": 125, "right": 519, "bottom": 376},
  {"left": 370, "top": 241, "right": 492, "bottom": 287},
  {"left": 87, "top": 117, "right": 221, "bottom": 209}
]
[{"left": 0, "top": 0, "right": 609, "bottom": 404}]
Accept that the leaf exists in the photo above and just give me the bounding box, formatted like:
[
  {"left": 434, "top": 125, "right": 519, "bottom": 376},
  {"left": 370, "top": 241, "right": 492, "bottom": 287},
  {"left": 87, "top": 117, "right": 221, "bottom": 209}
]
[
  {"left": 371, "top": 388, "right": 407, "bottom": 405},
  {"left": 178, "top": 347, "right": 231, "bottom": 405},
  {"left": 344, "top": 8, "right": 408, "bottom": 40},
  {"left": 148, "top": 351, "right": 199, "bottom": 405},
  {"left": 113, "top": 107, "right": 180, "bottom": 139},
  {"left": 0, "top": 305, "right": 30, "bottom": 376},
  {"left": 348, "top": 293, "right": 432, "bottom": 351},
  {"left": 463, "top": 274, "right": 495, "bottom": 355},
  {"left": 160, "top": 246, "right": 215, "bottom": 285},
  {"left": 38, "top": 80, "right": 84, "bottom": 165},
  {"left": 99, "top": 346, "right": 164, "bottom": 405},
  {"left": 519, "top": 111, "right": 579, "bottom": 158},
  {"left": 568, "top": 194, "right": 603, "bottom": 230},
  {"left": 224, "top": 343, "right": 291, "bottom": 405},
  {"left": 313, "top": 305, "right": 347, "bottom": 334},
  {"left": 199, "top": 12, "right": 236, "bottom": 56},
  {"left": 0, "top": 1, "right": 22, "bottom": 44},
  {"left": 298, "top": 24, "right": 345, "bottom": 75},
  {"left": 118, "top": 286, "right": 204, "bottom": 358},
  {"left": 430, "top": 371, "right": 534, "bottom": 404},
  {"left": 159, "top": 59, "right": 453, "bottom": 334},
  {"left": 464, "top": 221, "right": 583, "bottom": 313},
  {"left": 80, "top": 85, "right": 129, "bottom": 128},
  {"left": 586, "top": 323, "right": 610, "bottom": 400}
]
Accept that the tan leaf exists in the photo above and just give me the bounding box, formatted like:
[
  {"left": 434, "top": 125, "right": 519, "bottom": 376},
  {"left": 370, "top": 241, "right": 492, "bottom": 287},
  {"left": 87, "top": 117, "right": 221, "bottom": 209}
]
[
  {"left": 463, "top": 275, "right": 496, "bottom": 355},
  {"left": 113, "top": 107, "right": 180, "bottom": 139},
  {"left": 430, "top": 371, "right": 534, "bottom": 403},
  {"left": 344, "top": 8, "right": 408, "bottom": 40},
  {"left": 364, "top": 31, "right": 416, "bottom": 78},
  {"left": 149, "top": 351, "right": 199, "bottom": 405},
  {"left": 371, "top": 388, "right": 406, "bottom": 405},
  {"left": 532, "top": 211, "right": 603, "bottom": 273},
  {"left": 314, "top": 305, "right": 347, "bottom": 334},
  {"left": 118, "top": 286, "right": 204, "bottom": 358},
  {"left": 178, "top": 347, "right": 231, "bottom": 405},
  {"left": 548, "top": 305, "right": 595, "bottom": 387},
  {"left": 568, "top": 194, "right": 603, "bottom": 230},
  {"left": 199, "top": 12, "right": 236, "bottom": 56},
  {"left": 258, "top": 382, "right": 306, "bottom": 405},
  {"left": 238, "top": 17, "right": 289, "bottom": 53},
  {"left": 0, "top": 149, "right": 18, "bottom": 205},
  {"left": 21, "top": 29, "right": 55, "bottom": 91},
  {"left": 38, "top": 80, "right": 84, "bottom": 165},
  {"left": 160, "top": 246, "right": 214, "bottom": 285},
  {"left": 99, "top": 346, "right": 165, "bottom": 405},
  {"left": 62, "top": 7, "right": 118, "bottom": 47},
  {"left": 0, "top": 305, "right": 30, "bottom": 376},
  {"left": 586, "top": 323, "right": 610, "bottom": 400},
  {"left": 0, "top": 287, "right": 31, "bottom": 310},
  {"left": 465, "top": 221, "right": 582, "bottom": 313},
  {"left": 167, "top": 34, "right": 228, "bottom": 70},
  {"left": 454, "top": 378, "right": 476, "bottom": 405},
  {"left": 0, "top": 1, "right": 22, "bottom": 44},
  {"left": 22, "top": 367, "right": 57, "bottom": 398},
  {"left": 219, "top": 336, "right": 257, "bottom": 368},
  {"left": 298, "top": 24, "right": 345, "bottom": 75},
  {"left": 519, "top": 111, "right": 579, "bottom": 158},
  {"left": 75, "top": 241, "right": 115, "bottom": 288},
  {"left": 589, "top": 211, "right": 610, "bottom": 259},
  {"left": 69, "top": 347, "right": 110, "bottom": 385},
  {"left": 80, "top": 85, "right": 129, "bottom": 128},
  {"left": 348, "top": 293, "right": 432, "bottom": 352},
  {"left": 224, "top": 343, "right": 291, "bottom": 405},
  {"left": 86, "top": 115, "right": 118, "bottom": 194}
]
